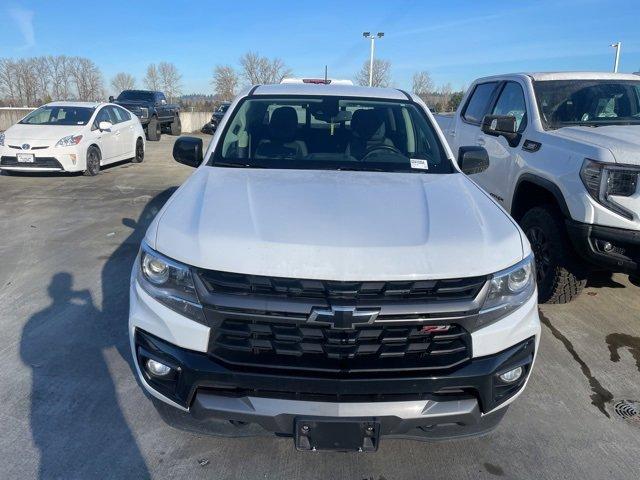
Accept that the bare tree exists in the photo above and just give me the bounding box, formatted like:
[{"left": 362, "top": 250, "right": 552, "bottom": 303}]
[
  {"left": 157, "top": 62, "right": 182, "bottom": 101},
  {"left": 355, "top": 59, "right": 392, "bottom": 88},
  {"left": 47, "top": 55, "right": 73, "bottom": 100},
  {"left": 412, "top": 71, "right": 434, "bottom": 99},
  {"left": 144, "top": 64, "right": 161, "bottom": 91},
  {"left": 239, "top": 52, "right": 291, "bottom": 85},
  {"left": 111, "top": 72, "right": 136, "bottom": 93},
  {"left": 70, "top": 57, "right": 104, "bottom": 101},
  {"left": 0, "top": 58, "right": 18, "bottom": 105},
  {"left": 211, "top": 65, "right": 239, "bottom": 101}
]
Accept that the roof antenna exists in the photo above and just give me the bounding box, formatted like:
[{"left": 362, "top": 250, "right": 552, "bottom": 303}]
[{"left": 324, "top": 65, "right": 328, "bottom": 84}]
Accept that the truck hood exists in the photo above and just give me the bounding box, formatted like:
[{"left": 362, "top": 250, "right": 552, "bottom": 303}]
[
  {"left": 550, "top": 125, "right": 640, "bottom": 165},
  {"left": 152, "top": 168, "right": 525, "bottom": 281},
  {"left": 3, "top": 123, "right": 83, "bottom": 143}
]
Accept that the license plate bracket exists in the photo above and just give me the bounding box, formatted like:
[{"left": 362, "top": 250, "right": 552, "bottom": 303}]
[
  {"left": 17, "top": 153, "right": 34, "bottom": 163},
  {"left": 294, "top": 419, "right": 380, "bottom": 452}
]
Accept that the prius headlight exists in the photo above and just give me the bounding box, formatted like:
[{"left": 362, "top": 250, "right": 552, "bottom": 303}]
[
  {"left": 55, "top": 134, "right": 83, "bottom": 147},
  {"left": 478, "top": 254, "right": 536, "bottom": 327},
  {"left": 137, "top": 242, "right": 204, "bottom": 322}
]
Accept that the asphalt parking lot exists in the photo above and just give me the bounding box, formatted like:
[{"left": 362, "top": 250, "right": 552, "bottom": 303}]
[{"left": 1, "top": 134, "right": 639, "bottom": 480}]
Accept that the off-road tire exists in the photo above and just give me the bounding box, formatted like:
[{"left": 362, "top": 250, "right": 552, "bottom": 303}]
[
  {"left": 132, "top": 138, "right": 144, "bottom": 163},
  {"left": 170, "top": 115, "right": 181, "bottom": 136},
  {"left": 146, "top": 117, "right": 161, "bottom": 141},
  {"left": 83, "top": 146, "right": 101, "bottom": 176},
  {"left": 520, "top": 205, "right": 586, "bottom": 304}
]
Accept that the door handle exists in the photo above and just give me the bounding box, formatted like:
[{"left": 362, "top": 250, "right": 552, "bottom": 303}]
[
  {"left": 115, "top": 131, "right": 121, "bottom": 136},
  {"left": 476, "top": 137, "right": 486, "bottom": 146}
]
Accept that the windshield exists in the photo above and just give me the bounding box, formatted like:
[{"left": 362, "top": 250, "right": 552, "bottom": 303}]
[
  {"left": 211, "top": 96, "right": 452, "bottom": 174},
  {"left": 534, "top": 80, "right": 640, "bottom": 129},
  {"left": 19, "top": 106, "right": 94, "bottom": 126},
  {"left": 117, "top": 91, "right": 155, "bottom": 102}
]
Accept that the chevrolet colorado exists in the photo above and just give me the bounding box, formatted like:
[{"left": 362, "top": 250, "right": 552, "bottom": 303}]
[
  {"left": 129, "top": 83, "right": 540, "bottom": 451},
  {"left": 436, "top": 72, "right": 640, "bottom": 303}
]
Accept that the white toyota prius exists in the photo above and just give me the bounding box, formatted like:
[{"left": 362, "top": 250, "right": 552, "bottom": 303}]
[{"left": 0, "top": 101, "right": 146, "bottom": 175}]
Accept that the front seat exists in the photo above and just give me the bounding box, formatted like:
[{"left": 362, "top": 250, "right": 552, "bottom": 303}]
[
  {"left": 255, "top": 107, "right": 308, "bottom": 159},
  {"left": 346, "top": 109, "right": 394, "bottom": 159}
]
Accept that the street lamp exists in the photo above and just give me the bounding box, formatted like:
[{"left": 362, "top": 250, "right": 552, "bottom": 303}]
[
  {"left": 363, "top": 32, "right": 384, "bottom": 87},
  {"left": 610, "top": 42, "right": 622, "bottom": 73}
]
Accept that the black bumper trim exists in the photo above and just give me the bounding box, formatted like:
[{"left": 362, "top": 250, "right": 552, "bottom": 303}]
[
  {"left": 135, "top": 329, "right": 535, "bottom": 415},
  {"left": 566, "top": 220, "right": 640, "bottom": 274}
]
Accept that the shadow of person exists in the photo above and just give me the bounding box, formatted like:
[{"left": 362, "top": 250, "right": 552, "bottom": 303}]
[
  {"left": 20, "top": 273, "right": 150, "bottom": 479},
  {"left": 100, "top": 188, "right": 177, "bottom": 374}
]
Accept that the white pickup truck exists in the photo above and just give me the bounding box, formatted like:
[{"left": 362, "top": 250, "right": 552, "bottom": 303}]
[{"left": 436, "top": 72, "right": 640, "bottom": 303}]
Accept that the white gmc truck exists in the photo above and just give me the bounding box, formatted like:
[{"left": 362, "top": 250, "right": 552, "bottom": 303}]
[
  {"left": 129, "top": 83, "right": 540, "bottom": 451},
  {"left": 437, "top": 72, "right": 640, "bottom": 303}
]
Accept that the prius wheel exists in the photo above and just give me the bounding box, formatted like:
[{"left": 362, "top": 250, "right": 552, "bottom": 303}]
[
  {"left": 132, "top": 138, "right": 144, "bottom": 163},
  {"left": 83, "top": 146, "right": 101, "bottom": 176},
  {"left": 521, "top": 206, "right": 586, "bottom": 304}
]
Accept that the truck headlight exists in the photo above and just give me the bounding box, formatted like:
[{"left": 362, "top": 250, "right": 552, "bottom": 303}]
[
  {"left": 477, "top": 254, "right": 536, "bottom": 327},
  {"left": 140, "top": 107, "right": 149, "bottom": 118},
  {"left": 55, "top": 134, "right": 83, "bottom": 147},
  {"left": 580, "top": 159, "right": 639, "bottom": 220},
  {"left": 137, "top": 243, "right": 204, "bottom": 322}
]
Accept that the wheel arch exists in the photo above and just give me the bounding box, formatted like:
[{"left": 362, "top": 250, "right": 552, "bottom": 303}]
[{"left": 511, "top": 173, "right": 571, "bottom": 222}]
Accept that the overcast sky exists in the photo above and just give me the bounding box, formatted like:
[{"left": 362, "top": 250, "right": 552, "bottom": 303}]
[{"left": 2, "top": 0, "right": 639, "bottom": 93}]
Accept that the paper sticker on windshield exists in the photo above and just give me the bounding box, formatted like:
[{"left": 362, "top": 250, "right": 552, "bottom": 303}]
[{"left": 410, "top": 159, "right": 429, "bottom": 170}]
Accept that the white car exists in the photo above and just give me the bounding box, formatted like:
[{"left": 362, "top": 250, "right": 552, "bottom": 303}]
[
  {"left": 436, "top": 72, "right": 640, "bottom": 303},
  {"left": 0, "top": 101, "right": 145, "bottom": 176},
  {"left": 129, "top": 83, "right": 540, "bottom": 451}
]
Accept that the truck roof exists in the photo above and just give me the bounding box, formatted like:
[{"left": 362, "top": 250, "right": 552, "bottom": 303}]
[
  {"left": 251, "top": 83, "right": 410, "bottom": 100},
  {"left": 473, "top": 71, "right": 640, "bottom": 83}
]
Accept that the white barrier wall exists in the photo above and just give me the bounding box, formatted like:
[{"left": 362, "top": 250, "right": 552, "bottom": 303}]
[{"left": 0, "top": 108, "right": 211, "bottom": 133}]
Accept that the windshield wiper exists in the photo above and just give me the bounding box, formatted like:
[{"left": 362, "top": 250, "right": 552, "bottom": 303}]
[{"left": 213, "top": 161, "right": 265, "bottom": 168}]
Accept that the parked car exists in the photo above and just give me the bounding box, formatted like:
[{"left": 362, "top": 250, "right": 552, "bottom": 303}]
[
  {"left": 129, "top": 83, "right": 540, "bottom": 451},
  {"left": 201, "top": 102, "right": 231, "bottom": 135},
  {"left": 111, "top": 90, "right": 180, "bottom": 141},
  {"left": 436, "top": 72, "right": 640, "bottom": 303},
  {"left": 0, "top": 101, "right": 145, "bottom": 176}
]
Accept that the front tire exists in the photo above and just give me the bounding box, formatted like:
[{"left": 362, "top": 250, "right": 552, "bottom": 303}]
[
  {"left": 83, "top": 146, "right": 101, "bottom": 176},
  {"left": 520, "top": 206, "right": 586, "bottom": 304},
  {"left": 170, "top": 115, "right": 181, "bottom": 136},
  {"left": 132, "top": 138, "right": 144, "bottom": 163},
  {"left": 146, "top": 117, "right": 161, "bottom": 141}
]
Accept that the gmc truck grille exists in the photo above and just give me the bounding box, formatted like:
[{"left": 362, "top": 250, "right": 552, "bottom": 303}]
[
  {"left": 208, "top": 318, "right": 472, "bottom": 375},
  {"left": 197, "top": 270, "right": 486, "bottom": 302}
]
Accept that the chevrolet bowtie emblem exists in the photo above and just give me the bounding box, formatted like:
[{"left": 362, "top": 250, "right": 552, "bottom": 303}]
[{"left": 307, "top": 306, "right": 380, "bottom": 330}]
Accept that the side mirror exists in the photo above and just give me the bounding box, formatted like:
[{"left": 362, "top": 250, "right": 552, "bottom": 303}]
[
  {"left": 108, "top": 95, "right": 115, "bottom": 103},
  {"left": 481, "top": 115, "right": 521, "bottom": 147},
  {"left": 173, "top": 136, "right": 203, "bottom": 168},
  {"left": 458, "top": 146, "right": 490, "bottom": 175},
  {"left": 99, "top": 121, "right": 113, "bottom": 131}
]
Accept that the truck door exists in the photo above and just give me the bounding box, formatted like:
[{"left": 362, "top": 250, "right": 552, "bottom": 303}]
[
  {"left": 474, "top": 81, "right": 529, "bottom": 208},
  {"left": 452, "top": 81, "right": 500, "bottom": 159},
  {"left": 156, "top": 92, "right": 168, "bottom": 121}
]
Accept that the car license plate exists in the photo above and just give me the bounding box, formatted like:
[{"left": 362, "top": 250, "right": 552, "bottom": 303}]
[
  {"left": 295, "top": 419, "right": 380, "bottom": 452},
  {"left": 17, "top": 153, "right": 34, "bottom": 163}
]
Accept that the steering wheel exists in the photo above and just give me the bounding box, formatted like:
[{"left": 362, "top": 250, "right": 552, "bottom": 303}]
[{"left": 361, "top": 144, "right": 403, "bottom": 160}]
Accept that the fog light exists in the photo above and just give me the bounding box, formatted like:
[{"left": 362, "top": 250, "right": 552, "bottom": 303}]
[
  {"left": 146, "top": 358, "right": 172, "bottom": 377},
  {"left": 499, "top": 366, "right": 523, "bottom": 383}
]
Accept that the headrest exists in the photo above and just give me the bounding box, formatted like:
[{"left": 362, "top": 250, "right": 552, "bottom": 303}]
[
  {"left": 269, "top": 106, "right": 298, "bottom": 142},
  {"left": 351, "top": 109, "right": 386, "bottom": 141}
]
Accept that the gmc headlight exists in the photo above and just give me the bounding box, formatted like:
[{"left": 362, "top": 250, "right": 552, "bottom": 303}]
[
  {"left": 478, "top": 254, "right": 535, "bottom": 327},
  {"left": 580, "top": 159, "right": 639, "bottom": 220},
  {"left": 137, "top": 243, "right": 204, "bottom": 322},
  {"left": 55, "top": 134, "right": 83, "bottom": 147},
  {"left": 0, "top": 132, "right": 5, "bottom": 146}
]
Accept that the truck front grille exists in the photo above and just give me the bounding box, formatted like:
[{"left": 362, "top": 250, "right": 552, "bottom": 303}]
[{"left": 208, "top": 317, "right": 472, "bottom": 375}]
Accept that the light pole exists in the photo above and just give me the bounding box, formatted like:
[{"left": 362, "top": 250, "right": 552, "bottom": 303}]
[
  {"left": 363, "top": 32, "right": 384, "bottom": 87},
  {"left": 610, "top": 42, "right": 622, "bottom": 73}
]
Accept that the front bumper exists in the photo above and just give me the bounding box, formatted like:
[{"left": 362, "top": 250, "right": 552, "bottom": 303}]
[
  {"left": 0, "top": 145, "right": 85, "bottom": 172},
  {"left": 133, "top": 327, "right": 535, "bottom": 440},
  {"left": 566, "top": 220, "right": 640, "bottom": 274}
]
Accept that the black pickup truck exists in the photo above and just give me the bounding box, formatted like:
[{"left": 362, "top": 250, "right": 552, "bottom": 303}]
[{"left": 111, "top": 90, "right": 181, "bottom": 141}]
